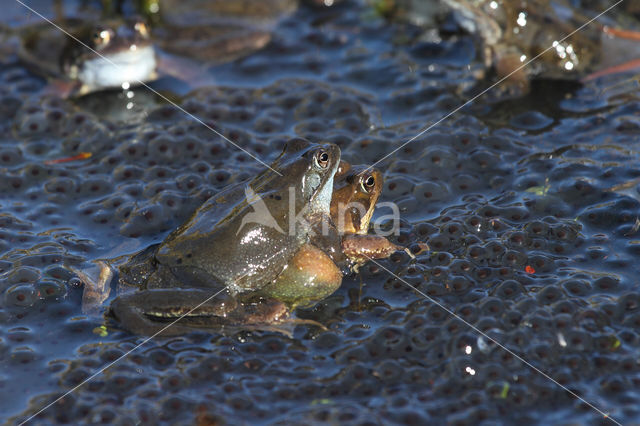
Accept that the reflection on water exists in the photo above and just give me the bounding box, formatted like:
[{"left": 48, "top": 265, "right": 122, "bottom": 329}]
[{"left": 1, "top": 0, "right": 640, "bottom": 424}]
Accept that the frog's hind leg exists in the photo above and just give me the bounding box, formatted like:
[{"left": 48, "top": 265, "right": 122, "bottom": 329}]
[{"left": 109, "top": 289, "right": 236, "bottom": 337}]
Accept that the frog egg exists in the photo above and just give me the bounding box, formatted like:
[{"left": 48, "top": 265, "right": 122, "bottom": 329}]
[
  {"left": 159, "top": 374, "right": 184, "bottom": 392},
  {"left": 0, "top": 147, "right": 23, "bottom": 166},
  {"left": 450, "top": 174, "right": 482, "bottom": 193},
  {"left": 1, "top": 174, "right": 25, "bottom": 194},
  {"left": 412, "top": 180, "right": 450, "bottom": 205},
  {"left": 91, "top": 210, "right": 113, "bottom": 226},
  {"left": 5, "top": 284, "right": 37, "bottom": 307},
  {"left": 509, "top": 111, "right": 554, "bottom": 131},
  {"left": 562, "top": 279, "right": 591, "bottom": 297},
  {"left": 16, "top": 111, "right": 50, "bottom": 136},
  {"left": 147, "top": 134, "right": 180, "bottom": 160},
  {"left": 7, "top": 264, "right": 41, "bottom": 283},
  {"left": 253, "top": 116, "right": 283, "bottom": 133},
  {"left": 501, "top": 250, "right": 527, "bottom": 268},
  {"left": 384, "top": 176, "right": 413, "bottom": 199},
  {"left": 594, "top": 276, "right": 619, "bottom": 292},
  {"left": 160, "top": 396, "right": 194, "bottom": 421},
  {"left": 479, "top": 297, "right": 505, "bottom": 317},
  {"left": 118, "top": 139, "right": 149, "bottom": 161},
  {"left": 418, "top": 145, "right": 458, "bottom": 172},
  {"left": 335, "top": 116, "right": 369, "bottom": 135},
  {"left": 141, "top": 181, "right": 170, "bottom": 199},
  {"left": 77, "top": 178, "right": 113, "bottom": 197},
  {"left": 113, "top": 165, "right": 145, "bottom": 182},
  {"left": 147, "top": 348, "right": 175, "bottom": 371},
  {"left": 427, "top": 233, "right": 452, "bottom": 252},
  {"left": 493, "top": 280, "right": 523, "bottom": 300},
  {"left": 617, "top": 292, "right": 640, "bottom": 315},
  {"left": 536, "top": 285, "right": 564, "bottom": 305},
  {"left": 450, "top": 276, "right": 473, "bottom": 295},
  {"left": 43, "top": 176, "right": 77, "bottom": 195},
  {"left": 175, "top": 173, "right": 203, "bottom": 192}
]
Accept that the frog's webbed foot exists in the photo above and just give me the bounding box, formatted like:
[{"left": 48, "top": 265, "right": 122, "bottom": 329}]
[{"left": 342, "top": 234, "right": 404, "bottom": 265}]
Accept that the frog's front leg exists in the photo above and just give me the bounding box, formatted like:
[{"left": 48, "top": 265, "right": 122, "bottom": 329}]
[{"left": 342, "top": 234, "right": 403, "bottom": 263}]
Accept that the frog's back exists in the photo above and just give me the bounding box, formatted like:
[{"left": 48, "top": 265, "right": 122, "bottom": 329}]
[{"left": 155, "top": 174, "right": 304, "bottom": 294}]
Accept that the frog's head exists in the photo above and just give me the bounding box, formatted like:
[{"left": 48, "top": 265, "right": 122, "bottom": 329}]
[
  {"left": 61, "top": 17, "right": 157, "bottom": 92},
  {"left": 330, "top": 164, "right": 383, "bottom": 234},
  {"left": 266, "top": 138, "right": 341, "bottom": 216}
]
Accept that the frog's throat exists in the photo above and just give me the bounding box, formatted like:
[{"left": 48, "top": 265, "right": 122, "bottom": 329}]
[
  {"left": 77, "top": 45, "right": 156, "bottom": 91},
  {"left": 309, "top": 159, "right": 339, "bottom": 215}
]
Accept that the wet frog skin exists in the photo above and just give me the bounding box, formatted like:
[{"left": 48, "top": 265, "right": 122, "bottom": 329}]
[
  {"left": 109, "top": 138, "right": 342, "bottom": 334},
  {"left": 19, "top": 17, "right": 157, "bottom": 96}
]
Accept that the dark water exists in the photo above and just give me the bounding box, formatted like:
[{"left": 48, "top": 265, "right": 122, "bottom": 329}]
[{"left": 1, "top": 0, "right": 640, "bottom": 424}]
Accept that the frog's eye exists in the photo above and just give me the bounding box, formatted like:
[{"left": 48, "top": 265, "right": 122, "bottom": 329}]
[
  {"left": 92, "top": 29, "right": 112, "bottom": 46},
  {"left": 314, "top": 150, "right": 330, "bottom": 169},
  {"left": 361, "top": 174, "right": 376, "bottom": 193}
]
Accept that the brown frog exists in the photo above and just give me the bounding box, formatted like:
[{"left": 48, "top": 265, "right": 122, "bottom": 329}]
[{"left": 331, "top": 161, "right": 402, "bottom": 268}]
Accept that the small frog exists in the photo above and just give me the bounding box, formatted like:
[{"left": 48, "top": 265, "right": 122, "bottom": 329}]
[
  {"left": 19, "top": 17, "right": 158, "bottom": 96},
  {"left": 331, "top": 160, "right": 383, "bottom": 235},
  {"left": 108, "top": 138, "right": 344, "bottom": 335},
  {"left": 330, "top": 161, "right": 403, "bottom": 269}
]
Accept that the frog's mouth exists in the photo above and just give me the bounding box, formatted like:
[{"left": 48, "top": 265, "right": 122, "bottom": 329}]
[{"left": 77, "top": 45, "right": 157, "bottom": 91}]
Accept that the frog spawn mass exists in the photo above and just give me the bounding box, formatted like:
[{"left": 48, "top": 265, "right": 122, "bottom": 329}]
[{"left": 3, "top": 1, "right": 640, "bottom": 425}]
